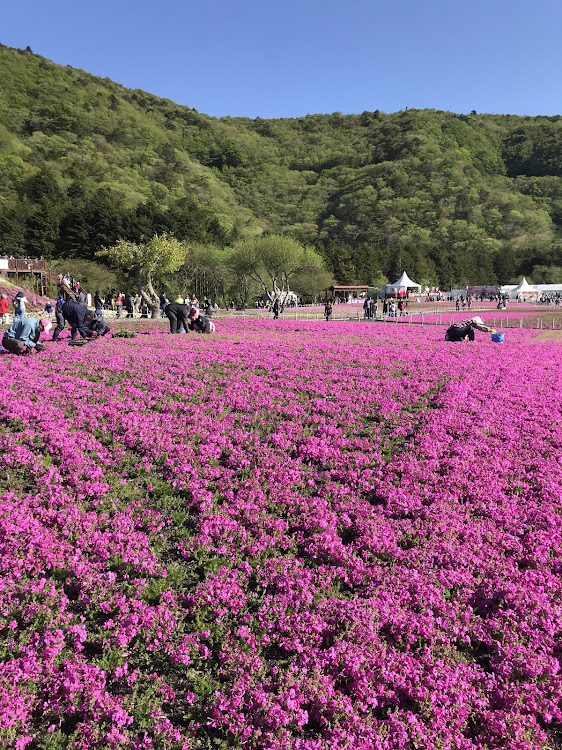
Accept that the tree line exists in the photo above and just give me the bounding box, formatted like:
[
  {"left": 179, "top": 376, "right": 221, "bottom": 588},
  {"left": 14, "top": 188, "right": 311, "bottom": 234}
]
[{"left": 98, "top": 234, "right": 330, "bottom": 314}]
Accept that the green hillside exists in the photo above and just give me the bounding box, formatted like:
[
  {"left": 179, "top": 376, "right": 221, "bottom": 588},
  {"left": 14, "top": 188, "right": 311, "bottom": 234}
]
[{"left": 1, "top": 43, "right": 562, "bottom": 287}]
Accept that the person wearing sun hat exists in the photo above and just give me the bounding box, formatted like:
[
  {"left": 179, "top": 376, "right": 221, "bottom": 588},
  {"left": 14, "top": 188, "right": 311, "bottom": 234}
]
[
  {"left": 2, "top": 317, "right": 52, "bottom": 355},
  {"left": 445, "top": 316, "right": 496, "bottom": 342}
]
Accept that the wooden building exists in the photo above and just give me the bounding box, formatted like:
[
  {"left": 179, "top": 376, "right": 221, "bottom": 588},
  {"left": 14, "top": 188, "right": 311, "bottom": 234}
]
[
  {"left": 325, "top": 285, "right": 370, "bottom": 301},
  {"left": 0, "top": 257, "right": 64, "bottom": 297}
]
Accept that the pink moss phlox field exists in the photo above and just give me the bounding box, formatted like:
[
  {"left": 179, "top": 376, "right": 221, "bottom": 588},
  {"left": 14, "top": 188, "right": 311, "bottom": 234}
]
[{"left": 1, "top": 320, "right": 561, "bottom": 749}]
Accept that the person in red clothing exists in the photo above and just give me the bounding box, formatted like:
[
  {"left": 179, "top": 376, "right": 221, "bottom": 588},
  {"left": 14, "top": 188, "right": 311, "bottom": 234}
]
[{"left": 0, "top": 295, "right": 8, "bottom": 325}]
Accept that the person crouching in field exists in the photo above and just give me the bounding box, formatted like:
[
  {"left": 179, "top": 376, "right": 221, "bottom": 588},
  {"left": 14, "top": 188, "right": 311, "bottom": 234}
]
[
  {"left": 445, "top": 316, "right": 496, "bottom": 341},
  {"left": 188, "top": 307, "right": 215, "bottom": 334},
  {"left": 71, "top": 310, "right": 110, "bottom": 340},
  {"left": 91, "top": 307, "right": 111, "bottom": 337},
  {"left": 52, "top": 300, "right": 98, "bottom": 342},
  {"left": 2, "top": 317, "right": 51, "bottom": 355}
]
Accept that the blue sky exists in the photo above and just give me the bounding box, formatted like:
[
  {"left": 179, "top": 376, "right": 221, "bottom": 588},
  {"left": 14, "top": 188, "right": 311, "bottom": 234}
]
[{"left": 2, "top": 0, "right": 561, "bottom": 119}]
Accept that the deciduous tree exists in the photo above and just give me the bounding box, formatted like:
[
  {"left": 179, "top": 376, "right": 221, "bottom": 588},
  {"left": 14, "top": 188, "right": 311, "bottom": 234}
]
[
  {"left": 98, "top": 234, "right": 186, "bottom": 317},
  {"left": 229, "top": 235, "right": 326, "bottom": 309}
]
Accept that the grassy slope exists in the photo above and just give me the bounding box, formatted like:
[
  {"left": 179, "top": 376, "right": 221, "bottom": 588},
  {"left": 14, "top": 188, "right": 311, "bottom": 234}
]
[{"left": 2, "top": 44, "right": 562, "bottom": 283}]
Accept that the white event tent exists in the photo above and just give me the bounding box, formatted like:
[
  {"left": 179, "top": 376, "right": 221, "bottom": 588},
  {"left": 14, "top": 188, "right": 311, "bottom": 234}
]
[
  {"left": 507, "top": 277, "right": 539, "bottom": 299},
  {"left": 386, "top": 271, "right": 422, "bottom": 296},
  {"left": 535, "top": 283, "right": 562, "bottom": 295}
]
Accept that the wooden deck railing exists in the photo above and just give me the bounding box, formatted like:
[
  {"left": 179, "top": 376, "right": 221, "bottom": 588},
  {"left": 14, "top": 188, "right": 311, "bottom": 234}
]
[{"left": 2, "top": 258, "right": 47, "bottom": 272}]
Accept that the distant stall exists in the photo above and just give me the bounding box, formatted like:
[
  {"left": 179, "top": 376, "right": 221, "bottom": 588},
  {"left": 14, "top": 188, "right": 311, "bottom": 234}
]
[
  {"left": 467, "top": 285, "right": 498, "bottom": 299},
  {"left": 325, "top": 285, "right": 370, "bottom": 302},
  {"left": 535, "top": 283, "right": 562, "bottom": 296}
]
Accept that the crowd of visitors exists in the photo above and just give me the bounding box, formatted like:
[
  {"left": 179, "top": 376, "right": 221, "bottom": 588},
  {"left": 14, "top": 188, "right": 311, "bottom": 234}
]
[
  {"left": 454, "top": 294, "right": 475, "bottom": 311},
  {"left": 537, "top": 293, "right": 561, "bottom": 306},
  {"left": 91, "top": 291, "right": 147, "bottom": 318},
  {"left": 324, "top": 296, "right": 411, "bottom": 320},
  {"left": 1, "top": 273, "right": 522, "bottom": 355},
  {"left": 0, "top": 284, "right": 218, "bottom": 354}
]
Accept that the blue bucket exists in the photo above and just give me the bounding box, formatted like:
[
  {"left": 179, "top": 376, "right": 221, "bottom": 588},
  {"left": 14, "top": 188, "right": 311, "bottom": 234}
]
[{"left": 491, "top": 332, "right": 504, "bottom": 343}]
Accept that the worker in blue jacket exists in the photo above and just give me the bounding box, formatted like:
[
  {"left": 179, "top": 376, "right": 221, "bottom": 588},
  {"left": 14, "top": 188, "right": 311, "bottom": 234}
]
[{"left": 2, "top": 317, "right": 52, "bottom": 355}]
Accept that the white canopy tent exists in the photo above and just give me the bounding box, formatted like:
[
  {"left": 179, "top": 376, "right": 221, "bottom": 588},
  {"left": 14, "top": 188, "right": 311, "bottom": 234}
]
[
  {"left": 508, "top": 277, "right": 539, "bottom": 299},
  {"left": 386, "top": 271, "right": 422, "bottom": 296}
]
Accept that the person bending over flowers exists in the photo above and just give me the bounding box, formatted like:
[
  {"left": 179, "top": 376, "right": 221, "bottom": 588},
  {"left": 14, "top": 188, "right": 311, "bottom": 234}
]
[
  {"left": 166, "top": 300, "right": 192, "bottom": 334},
  {"left": 71, "top": 310, "right": 110, "bottom": 340},
  {"left": 445, "top": 316, "right": 496, "bottom": 342},
  {"left": 52, "top": 300, "right": 97, "bottom": 342}
]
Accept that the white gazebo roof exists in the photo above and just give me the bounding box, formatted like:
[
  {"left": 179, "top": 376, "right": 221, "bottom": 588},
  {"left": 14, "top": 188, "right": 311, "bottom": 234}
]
[
  {"left": 512, "top": 277, "right": 536, "bottom": 293},
  {"left": 390, "top": 271, "right": 421, "bottom": 289}
]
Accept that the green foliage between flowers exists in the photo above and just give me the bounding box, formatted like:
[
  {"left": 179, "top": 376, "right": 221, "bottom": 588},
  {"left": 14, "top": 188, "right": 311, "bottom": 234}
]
[{"left": 111, "top": 330, "right": 137, "bottom": 338}]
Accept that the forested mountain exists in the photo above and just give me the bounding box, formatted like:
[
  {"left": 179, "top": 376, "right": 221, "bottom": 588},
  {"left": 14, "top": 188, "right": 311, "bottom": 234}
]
[{"left": 2, "top": 43, "right": 562, "bottom": 287}]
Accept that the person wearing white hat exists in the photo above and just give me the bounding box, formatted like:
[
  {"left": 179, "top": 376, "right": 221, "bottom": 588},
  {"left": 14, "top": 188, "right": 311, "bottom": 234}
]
[
  {"left": 445, "top": 316, "right": 496, "bottom": 342},
  {"left": 2, "top": 317, "right": 52, "bottom": 355}
]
